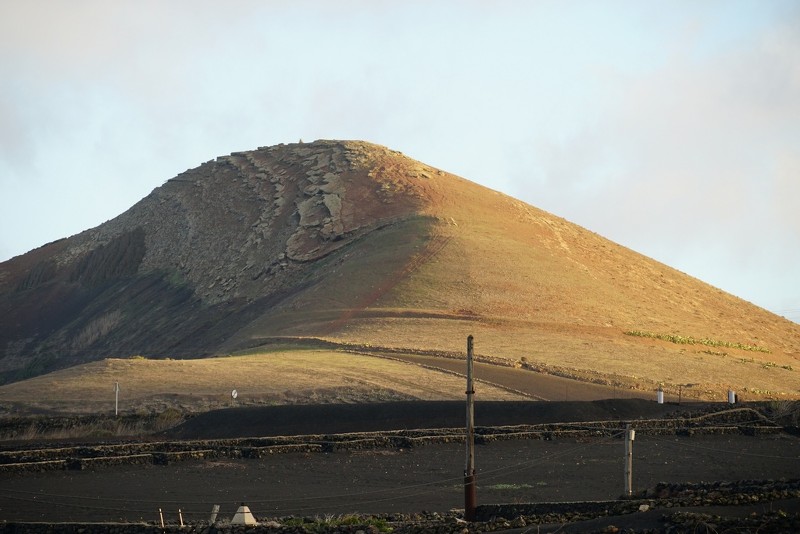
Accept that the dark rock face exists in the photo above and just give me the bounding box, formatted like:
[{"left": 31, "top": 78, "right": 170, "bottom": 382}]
[{"left": 0, "top": 141, "right": 435, "bottom": 382}]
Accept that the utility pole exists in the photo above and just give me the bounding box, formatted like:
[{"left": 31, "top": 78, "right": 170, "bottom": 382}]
[
  {"left": 624, "top": 424, "right": 635, "bottom": 497},
  {"left": 464, "top": 335, "right": 477, "bottom": 521}
]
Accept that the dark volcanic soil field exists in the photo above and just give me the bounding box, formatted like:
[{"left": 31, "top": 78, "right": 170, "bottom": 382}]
[
  {"left": 161, "top": 399, "right": 679, "bottom": 440},
  {"left": 0, "top": 400, "right": 798, "bottom": 529},
  {"left": 2, "top": 434, "right": 798, "bottom": 523}
]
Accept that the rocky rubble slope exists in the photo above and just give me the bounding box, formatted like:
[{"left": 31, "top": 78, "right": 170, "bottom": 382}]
[{"left": 0, "top": 141, "right": 438, "bottom": 381}]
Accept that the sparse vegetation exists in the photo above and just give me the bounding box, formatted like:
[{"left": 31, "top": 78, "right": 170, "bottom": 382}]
[
  {"left": 624, "top": 330, "right": 771, "bottom": 353},
  {"left": 71, "top": 310, "right": 122, "bottom": 350},
  {"left": 153, "top": 407, "right": 185, "bottom": 431},
  {"left": 164, "top": 268, "right": 189, "bottom": 288},
  {"left": 765, "top": 400, "right": 800, "bottom": 426},
  {"left": 281, "top": 514, "right": 392, "bottom": 533},
  {"left": 744, "top": 387, "right": 776, "bottom": 396},
  {"left": 485, "top": 483, "right": 537, "bottom": 490},
  {"left": 0, "top": 350, "right": 528, "bottom": 418},
  {"left": 0, "top": 411, "right": 188, "bottom": 441}
]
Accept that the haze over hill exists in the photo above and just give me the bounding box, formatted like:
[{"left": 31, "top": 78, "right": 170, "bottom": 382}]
[{"left": 1, "top": 140, "right": 798, "bottom": 399}]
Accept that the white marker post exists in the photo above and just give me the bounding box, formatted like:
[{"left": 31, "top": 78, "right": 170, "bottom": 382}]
[
  {"left": 114, "top": 382, "right": 120, "bottom": 416},
  {"left": 209, "top": 504, "right": 220, "bottom": 523},
  {"left": 624, "top": 424, "right": 635, "bottom": 497}
]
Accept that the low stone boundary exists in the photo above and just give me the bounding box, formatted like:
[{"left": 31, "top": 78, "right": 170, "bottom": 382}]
[
  {"left": 150, "top": 450, "right": 215, "bottom": 466},
  {"left": 240, "top": 444, "right": 324, "bottom": 458},
  {"left": 0, "top": 480, "right": 797, "bottom": 532},
  {"left": 475, "top": 478, "right": 800, "bottom": 523},
  {"left": 0, "top": 411, "right": 786, "bottom": 473},
  {"left": 65, "top": 454, "right": 152, "bottom": 470},
  {"left": 2, "top": 479, "right": 799, "bottom": 533},
  {"left": 0, "top": 522, "right": 160, "bottom": 534},
  {"left": 0, "top": 459, "right": 67, "bottom": 473},
  {"left": 476, "top": 499, "right": 627, "bottom": 524}
]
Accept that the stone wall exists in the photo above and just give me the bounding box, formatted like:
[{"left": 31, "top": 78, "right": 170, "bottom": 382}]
[{"left": 475, "top": 478, "right": 800, "bottom": 523}]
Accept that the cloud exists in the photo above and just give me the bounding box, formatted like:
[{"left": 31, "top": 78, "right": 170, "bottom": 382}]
[{"left": 612, "top": 7, "right": 798, "bottom": 244}]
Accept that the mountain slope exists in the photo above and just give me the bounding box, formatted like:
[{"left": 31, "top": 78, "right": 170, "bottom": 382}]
[{"left": 1, "top": 140, "right": 798, "bottom": 398}]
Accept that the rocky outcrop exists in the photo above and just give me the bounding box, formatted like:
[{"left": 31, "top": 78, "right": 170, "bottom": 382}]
[{"left": 0, "top": 140, "right": 438, "bottom": 382}]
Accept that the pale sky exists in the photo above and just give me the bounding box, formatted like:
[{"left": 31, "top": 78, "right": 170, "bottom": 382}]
[{"left": 1, "top": 1, "right": 798, "bottom": 323}]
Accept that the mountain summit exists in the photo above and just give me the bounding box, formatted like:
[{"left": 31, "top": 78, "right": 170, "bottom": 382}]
[{"left": 1, "top": 140, "right": 798, "bottom": 397}]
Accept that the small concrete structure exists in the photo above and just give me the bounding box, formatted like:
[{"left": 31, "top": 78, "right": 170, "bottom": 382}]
[{"left": 231, "top": 504, "right": 258, "bottom": 525}]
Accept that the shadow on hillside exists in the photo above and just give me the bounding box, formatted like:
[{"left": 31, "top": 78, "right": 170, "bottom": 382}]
[{"left": 161, "top": 399, "right": 691, "bottom": 440}]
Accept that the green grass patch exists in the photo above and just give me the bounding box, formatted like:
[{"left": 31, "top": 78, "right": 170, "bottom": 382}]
[
  {"left": 624, "top": 330, "right": 770, "bottom": 353},
  {"left": 484, "top": 483, "right": 538, "bottom": 490}
]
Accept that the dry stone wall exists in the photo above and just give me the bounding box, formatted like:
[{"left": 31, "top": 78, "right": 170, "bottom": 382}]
[{"left": 0, "top": 412, "right": 785, "bottom": 474}]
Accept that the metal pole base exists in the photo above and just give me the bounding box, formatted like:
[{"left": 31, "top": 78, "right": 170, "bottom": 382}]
[{"left": 464, "top": 473, "right": 477, "bottom": 521}]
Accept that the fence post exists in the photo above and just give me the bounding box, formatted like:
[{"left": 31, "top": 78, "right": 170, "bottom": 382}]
[
  {"left": 464, "top": 335, "right": 477, "bottom": 521},
  {"left": 624, "top": 424, "right": 635, "bottom": 497}
]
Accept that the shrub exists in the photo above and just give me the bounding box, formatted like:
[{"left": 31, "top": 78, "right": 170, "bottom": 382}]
[
  {"left": 766, "top": 400, "right": 800, "bottom": 426},
  {"left": 153, "top": 407, "right": 185, "bottom": 431},
  {"left": 624, "top": 330, "right": 770, "bottom": 353}
]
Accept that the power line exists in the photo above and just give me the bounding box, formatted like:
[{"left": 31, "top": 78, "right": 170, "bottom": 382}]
[
  {"left": 2, "top": 429, "right": 796, "bottom": 520},
  {"left": 648, "top": 434, "right": 800, "bottom": 460},
  {"left": 0, "top": 433, "right": 623, "bottom": 510},
  {"left": 475, "top": 432, "right": 625, "bottom": 484},
  {"left": 11, "top": 424, "right": 787, "bottom": 511}
]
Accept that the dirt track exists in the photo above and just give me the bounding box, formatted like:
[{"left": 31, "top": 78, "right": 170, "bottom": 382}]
[
  {"left": 383, "top": 353, "right": 647, "bottom": 401},
  {"left": 0, "top": 400, "right": 798, "bottom": 526}
]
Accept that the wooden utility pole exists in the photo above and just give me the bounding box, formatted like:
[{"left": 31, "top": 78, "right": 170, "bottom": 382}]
[
  {"left": 624, "top": 424, "right": 635, "bottom": 497},
  {"left": 464, "top": 335, "right": 477, "bottom": 521}
]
